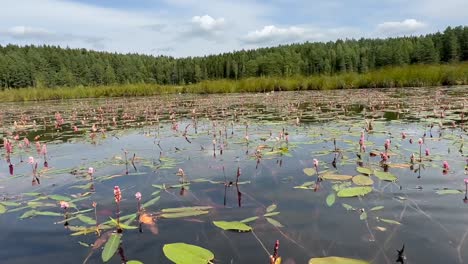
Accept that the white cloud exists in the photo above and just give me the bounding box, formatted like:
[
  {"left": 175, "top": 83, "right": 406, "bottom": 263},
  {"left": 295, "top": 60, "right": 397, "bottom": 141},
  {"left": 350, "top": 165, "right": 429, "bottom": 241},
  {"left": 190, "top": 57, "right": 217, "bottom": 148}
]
[
  {"left": 6, "top": 26, "right": 53, "bottom": 39},
  {"left": 243, "top": 25, "right": 307, "bottom": 44},
  {"left": 191, "top": 15, "right": 225, "bottom": 32},
  {"left": 377, "top": 19, "right": 426, "bottom": 36}
]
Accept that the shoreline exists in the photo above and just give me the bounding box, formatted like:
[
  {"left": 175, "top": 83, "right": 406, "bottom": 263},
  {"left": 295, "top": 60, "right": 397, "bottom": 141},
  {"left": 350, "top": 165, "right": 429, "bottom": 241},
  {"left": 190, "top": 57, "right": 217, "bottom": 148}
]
[{"left": 0, "top": 63, "right": 467, "bottom": 102}]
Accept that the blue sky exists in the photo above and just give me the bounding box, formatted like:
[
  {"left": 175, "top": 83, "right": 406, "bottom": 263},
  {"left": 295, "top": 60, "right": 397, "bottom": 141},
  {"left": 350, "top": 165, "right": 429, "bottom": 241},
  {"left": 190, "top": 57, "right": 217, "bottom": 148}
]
[{"left": 0, "top": 0, "right": 466, "bottom": 57}]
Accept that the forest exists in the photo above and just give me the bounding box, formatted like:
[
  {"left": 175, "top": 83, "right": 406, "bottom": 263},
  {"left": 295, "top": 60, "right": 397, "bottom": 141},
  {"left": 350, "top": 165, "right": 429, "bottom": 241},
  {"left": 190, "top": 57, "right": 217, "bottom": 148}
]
[{"left": 0, "top": 26, "right": 467, "bottom": 89}]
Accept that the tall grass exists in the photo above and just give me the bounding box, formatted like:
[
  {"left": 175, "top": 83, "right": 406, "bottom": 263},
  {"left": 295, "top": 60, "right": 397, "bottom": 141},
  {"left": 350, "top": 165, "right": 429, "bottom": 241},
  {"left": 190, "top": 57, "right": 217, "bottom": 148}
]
[{"left": 1, "top": 63, "right": 467, "bottom": 102}]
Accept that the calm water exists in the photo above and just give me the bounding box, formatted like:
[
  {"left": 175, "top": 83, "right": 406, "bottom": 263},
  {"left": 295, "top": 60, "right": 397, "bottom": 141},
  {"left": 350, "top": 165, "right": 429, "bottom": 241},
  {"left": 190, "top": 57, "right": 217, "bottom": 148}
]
[{"left": 0, "top": 87, "right": 467, "bottom": 264}]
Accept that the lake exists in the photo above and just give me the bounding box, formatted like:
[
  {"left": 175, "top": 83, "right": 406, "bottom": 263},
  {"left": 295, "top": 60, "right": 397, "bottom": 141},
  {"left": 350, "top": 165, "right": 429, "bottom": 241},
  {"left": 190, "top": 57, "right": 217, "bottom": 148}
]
[{"left": 0, "top": 86, "right": 467, "bottom": 264}]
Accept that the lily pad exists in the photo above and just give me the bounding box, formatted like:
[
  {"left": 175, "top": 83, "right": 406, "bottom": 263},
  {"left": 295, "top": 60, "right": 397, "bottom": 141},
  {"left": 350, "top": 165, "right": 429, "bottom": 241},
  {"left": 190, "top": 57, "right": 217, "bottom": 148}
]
[
  {"left": 213, "top": 221, "right": 252, "bottom": 232},
  {"left": 356, "top": 167, "right": 372, "bottom": 175},
  {"left": 309, "top": 256, "right": 370, "bottom": 264},
  {"left": 436, "top": 189, "right": 462, "bottom": 195},
  {"left": 374, "top": 171, "right": 397, "bottom": 182},
  {"left": 163, "top": 243, "right": 214, "bottom": 264},
  {"left": 337, "top": 187, "right": 372, "bottom": 198},
  {"left": 326, "top": 193, "right": 336, "bottom": 207},
  {"left": 303, "top": 168, "right": 316, "bottom": 176},
  {"left": 322, "top": 174, "right": 353, "bottom": 181},
  {"left": 352, "top": 175, "right": 374, "bottom": 186}
]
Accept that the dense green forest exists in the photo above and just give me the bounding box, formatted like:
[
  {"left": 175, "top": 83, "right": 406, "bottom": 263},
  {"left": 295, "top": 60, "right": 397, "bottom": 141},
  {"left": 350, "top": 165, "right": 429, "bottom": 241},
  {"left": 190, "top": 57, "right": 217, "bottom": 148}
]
[{"left": 0, "top": 26, "right": 467, "bottom": 89}]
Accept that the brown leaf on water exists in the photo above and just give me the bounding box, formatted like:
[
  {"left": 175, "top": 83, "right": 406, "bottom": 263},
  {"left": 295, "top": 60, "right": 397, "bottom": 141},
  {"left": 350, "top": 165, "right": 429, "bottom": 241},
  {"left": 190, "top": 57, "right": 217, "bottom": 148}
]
[
  {"left": 92, "top": 230, "right": 112, "bottom": 250},
  {"left": 140, "top": 213, "right": 159, "bottom": 235}
]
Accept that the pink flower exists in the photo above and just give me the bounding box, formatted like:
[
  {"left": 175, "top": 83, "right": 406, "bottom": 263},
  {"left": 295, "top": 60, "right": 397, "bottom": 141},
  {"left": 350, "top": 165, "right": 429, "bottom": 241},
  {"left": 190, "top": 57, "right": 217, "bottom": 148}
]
[
  {"left": 425, "top": 148, "right": 430, "bottom": 156},
  {"left": 464, "top": 178, "right": 468, "bottom": 184},
  {"left": 401, "top": 132, "right": 407, "bottom": 139},
  {"left": 28, "top": 156, "right": 35, "bottom": 164},
  {"left": 380, "top": 152, "right": 388, "bottom": 162},
  {"left": 40, "top": 144, "right": 47, "bottom": 155},
  {"left": 88, "top": 167, "right": 95, "bottom": 175},
  {"left": 177, "top": 168, "right": 185, "bottom": 176},
  {"left": 114, "top": 186, "right": 122, "bottom": 203},
  {"left": 23, "top": 138, "right": 30, "bottom": 147},
  {"left": 313, "top": 159, "right": 319, "bottom": 168},
  {"left": 418, "top": 138, "right": 423, "bottom": 145},
  {"left": 73, "top": 126, "right": 78, "bottom": 132},
  {"left": 362, "top": 145, "right": 366, "bottom": 152},
  {"left": 60, "top": 201, "right": 69, "bottom": 209},
  {"left": 443, "top": 161, "right": 450, "bottom": 170},
  {"left": 135, "top": 192, "right": 142, "bottom": 201},
  {"left": 5, "top": 140, "right": 13, "bottom": 154},
  {"left": 384, "top": 139, "right": 390, "bottom": 150}
]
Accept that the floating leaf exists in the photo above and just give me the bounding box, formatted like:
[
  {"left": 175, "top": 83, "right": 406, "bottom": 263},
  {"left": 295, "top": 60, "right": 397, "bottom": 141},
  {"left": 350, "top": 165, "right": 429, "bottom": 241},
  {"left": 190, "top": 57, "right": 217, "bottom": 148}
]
[
  {"left": 337, "top": 187, "right": 372, "bottom": 198},
  {"left": 326, "top": 193, "right": 336, "bottom": 207},
  {"left": 161, "top": 206, "right": 213, "bottom": 213},
  {"left": 161, "top": 210, "right": 209, "bottom": 219},
  {"left": 77, "top": 215, "right": 97, "bottom": 225},
  {"left": 322, "top": 174, "right": 352, "bottom": 181},
  {"left": 266, "top": 204, "right": 277, "bottom": 213},
  {"left": 0, "top": 204, "right": 6, "bottom": 214},
  {"left": 127, "top": 261, "right": 143, "bottom": 264},
  {"left": 303, "top": 168, "right": 316, "bottom": 176},
  {"left": 213, "top": 221, "right": 252, "bottom": 232},
  {"left": 35, "top": 211, "right": 62, "bottom": 217},
  {"left": 141, "top": 196, "right": 160, "bottom": 208},
  {"left": 342, "top": 203, "right": 355, "bottom": 211},
  {"left": 163, "top": 243, "right": 214, "bottom": 264},
  {"left": 20, "top": 210, "right": 37, "bottom": 219},
  {"left": 356, "top": 167, "right": 372, "bottom": 175},
  {"left": 264, "top": 212, "right": 280, "bottom": 217},
  {"left": 101, "top": 233, "right": 121, "bottom": 262},
  {"left": 266, "top": 217, "right": 284, "bottom": 227},
  {"left": 78, "top": 241, "right": 90, "bottom": 247},
  {"left": 374, "top": 171, "right": 397, "bottom": 182},
  {"left": 352, "top": 175, "right": 374, "bottom": 186},
  {"left": 309, "top": 256, "right": 370, "bottom": 264},
  {"left": 370, "top": 206, "right": 384, "bottom": 211},
  {"left": 294, "top": 181, "right": 316, "bottom": 189},
  {"left": 360, "top": 211, "right": 367, "bottom": 220},
  {"left": 0, "top": 201, "right": 20, "bottom": 207},
  {"left": 48, "top": 194, "right": 71, "bottom": 201},
  {"left": 436, "top": 189, "right": 462, "bottom": 195},
  {"left": 380, "top": 218, "right": 402, "bottom": 225},
  {"left": 240, "top": 216, "right": 259, "bottom": 223}
]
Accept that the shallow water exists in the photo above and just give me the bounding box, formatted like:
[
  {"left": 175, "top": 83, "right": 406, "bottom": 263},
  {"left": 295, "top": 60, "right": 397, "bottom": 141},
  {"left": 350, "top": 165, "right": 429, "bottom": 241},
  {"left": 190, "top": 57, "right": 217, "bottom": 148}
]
[{"left": 0, "top": 87, "right": 467, "bottom": 264}]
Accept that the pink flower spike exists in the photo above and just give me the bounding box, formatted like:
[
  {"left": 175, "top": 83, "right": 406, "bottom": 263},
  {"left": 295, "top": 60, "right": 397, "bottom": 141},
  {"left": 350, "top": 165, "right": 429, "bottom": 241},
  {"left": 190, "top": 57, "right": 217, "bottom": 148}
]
[
  {"left": 28, "top": 156, "right": 35, "bottom": 164},
  {"left": 464, "top": 178, "right": 468, "bottom": 184},
  {"left": 60, "top": 201, "right": 69, "bottom": 209},
  {"left": 40, "top": 144, "right": 47, "bottom": 155},
  {"left": 401, "top": 132, "right": 406, "bottom": 139},
  {"left": 425, "top": 148, "right": 430, "bottom": 156},
  {"left": 88, "top": 167, "right": 95, "bottom": 174},
  {"left": 442, "top": 161, "right": 450, "bottom": 170},
  {"left": 114, "top": 186, "right": 122, "bottom": 203},
  {"left": 313, "top": 159, "right": 319, "bottom": 168},
  {"left": 135, "top": 192, "right": 142, "bottom": 201},
  {"left": 418, "top": 138, "right": 423, "bottom": 145}
]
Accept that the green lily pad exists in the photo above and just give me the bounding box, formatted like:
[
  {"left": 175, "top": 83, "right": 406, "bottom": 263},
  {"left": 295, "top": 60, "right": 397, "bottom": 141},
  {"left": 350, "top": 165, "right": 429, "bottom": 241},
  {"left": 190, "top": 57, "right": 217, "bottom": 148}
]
[
  {"left": 266, "top": 204, "right": 277, "bottom": 212},
  {"left": 374, "top": 171, "right": 397, "bottom": 182},
  {"left": 356, "top": 167, "right": 372, "bottom": 175},
  {"left": 309, "top": 256, "right": 370, "bottom": 264},
  {"left": 436, "top": 189, "right": 462, "bottom": 195},
  {"left": 352, "top": 175, "right": 374, "bottom": 186},
  {"left": 213, "top": 221, "right": 252, "bottom": 232},
  {"left": 303, "top": 168, "right": 316, "bottom": 176},
  {"left": 102, "top": 233, "right": 121, "bottom": 262},
  {"left": 266, "top": 217, "right": 284, "bottom": 227},
  {"left": 163, "top": 243, "right": 214, "bottom": 264},
  {"left": 326, "top": 193, "right": 336, "bottom": 207},
  {"left": 337, "top": 187, "right": 372, "bottom": 198},
  {"left": 0, "top": 204, "right": 6, "bottom": 214},
  {"left": 322, "top": 174, "right": 353, "bottom": 181}
]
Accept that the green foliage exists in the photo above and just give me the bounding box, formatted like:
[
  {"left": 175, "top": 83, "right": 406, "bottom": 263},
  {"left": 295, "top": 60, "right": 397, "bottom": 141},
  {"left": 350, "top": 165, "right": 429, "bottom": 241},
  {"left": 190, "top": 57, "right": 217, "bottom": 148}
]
[{"left": 163, "top": 243, "right": 214, "bottom": 264}]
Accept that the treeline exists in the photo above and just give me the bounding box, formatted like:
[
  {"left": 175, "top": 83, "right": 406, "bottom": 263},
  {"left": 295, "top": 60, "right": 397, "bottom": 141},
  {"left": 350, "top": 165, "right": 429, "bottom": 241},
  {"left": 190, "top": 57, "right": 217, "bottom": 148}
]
[{"left": 0, "top": 26, "right": 467, "bottom": 89}]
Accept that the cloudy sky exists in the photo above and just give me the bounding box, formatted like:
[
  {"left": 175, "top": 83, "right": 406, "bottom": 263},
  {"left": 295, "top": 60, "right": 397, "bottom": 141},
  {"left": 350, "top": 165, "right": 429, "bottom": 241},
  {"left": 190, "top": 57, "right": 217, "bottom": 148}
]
[{"left": 0, "top": 0, "right": 466, "bottom": 57}]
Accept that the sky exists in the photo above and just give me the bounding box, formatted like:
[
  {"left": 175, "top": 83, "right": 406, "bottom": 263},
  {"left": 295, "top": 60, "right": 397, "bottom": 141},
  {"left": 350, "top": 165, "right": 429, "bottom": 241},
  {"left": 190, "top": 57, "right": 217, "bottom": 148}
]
[{"left": 0, "top": 0, "right": 466, "bottom": 57}]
